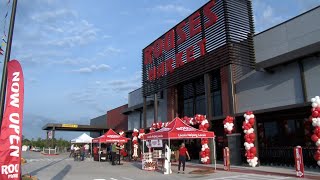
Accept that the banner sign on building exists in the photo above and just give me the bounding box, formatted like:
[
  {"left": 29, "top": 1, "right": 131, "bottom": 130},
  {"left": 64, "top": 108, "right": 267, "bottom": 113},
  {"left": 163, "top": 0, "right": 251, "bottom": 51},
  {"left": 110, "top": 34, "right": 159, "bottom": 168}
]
[
  {"left": 62, "top": 124, "right": 78, "bottom": 128},
  {"left": 142, "top": 0, "right": 255, "bottom": 96},
  {"left": 223, "top": 147, "right": 230, "bottom": 171},
  {"left": 294, "top": 146, "right": 304, "bottom": 178},
  {"left": 47, "top": 131, "right": 53, "bottom": 139},
  {"left": 0, "top": 60, "right": 24, "bottom": 180}
]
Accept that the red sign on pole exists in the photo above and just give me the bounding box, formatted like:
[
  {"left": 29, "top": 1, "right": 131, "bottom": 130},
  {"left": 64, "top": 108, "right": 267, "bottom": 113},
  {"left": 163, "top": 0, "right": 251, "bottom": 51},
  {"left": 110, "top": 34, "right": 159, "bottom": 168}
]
[
  {"left": 294, "top": 146, "right": 304, "bottom": 178},
  {"left": 223, "top": 147, "right": 230, "bottom": 171}
]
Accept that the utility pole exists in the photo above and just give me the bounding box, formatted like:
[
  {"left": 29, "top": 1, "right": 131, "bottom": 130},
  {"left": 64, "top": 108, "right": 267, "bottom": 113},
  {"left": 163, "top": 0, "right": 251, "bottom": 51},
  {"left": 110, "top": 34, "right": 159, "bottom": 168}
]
[{"left": 0, "top": 0, "right": 18, "bottom": 131}]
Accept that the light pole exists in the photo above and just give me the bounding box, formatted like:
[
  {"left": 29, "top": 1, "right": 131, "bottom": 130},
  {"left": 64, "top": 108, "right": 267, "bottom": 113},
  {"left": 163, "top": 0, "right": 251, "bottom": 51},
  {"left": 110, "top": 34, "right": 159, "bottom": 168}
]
[{"left": 0, "top": 0, "right": 18, "bottom": 131}]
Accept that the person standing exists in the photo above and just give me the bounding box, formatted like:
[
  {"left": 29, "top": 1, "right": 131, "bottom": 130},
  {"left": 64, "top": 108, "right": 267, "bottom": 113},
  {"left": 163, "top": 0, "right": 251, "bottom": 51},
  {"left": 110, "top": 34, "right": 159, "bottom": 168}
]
[
  {"left": 84, "top": 144, "right": 90, "bottom": 157},
  {"left": 178, "top": 143, "right": 190, "bottom": 174},
  {"left": 111, "top": 142, "right": 119, "bottom": 165},
  {"left": 69, "top": 144, "right": 74, "bottom": 158},
  {"left": 80, "top": 145, "right": 85, "bottom": 161}
]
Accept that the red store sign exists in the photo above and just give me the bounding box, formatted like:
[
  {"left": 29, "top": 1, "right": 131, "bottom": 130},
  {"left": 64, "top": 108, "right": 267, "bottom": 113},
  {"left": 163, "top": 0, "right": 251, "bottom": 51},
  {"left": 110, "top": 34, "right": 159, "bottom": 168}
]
[{"left": 143, "top": 1, "right": 218, "bottom": 81}]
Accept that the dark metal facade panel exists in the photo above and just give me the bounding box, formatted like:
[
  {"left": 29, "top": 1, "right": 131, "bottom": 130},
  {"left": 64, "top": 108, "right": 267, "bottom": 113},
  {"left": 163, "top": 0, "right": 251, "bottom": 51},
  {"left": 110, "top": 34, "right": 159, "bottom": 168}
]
[
  {"left": 142, "top": 0, "right": 254, "bottom": 96},
  {"left": 107, "top": 104, "right": 128, "bottom": 131}
]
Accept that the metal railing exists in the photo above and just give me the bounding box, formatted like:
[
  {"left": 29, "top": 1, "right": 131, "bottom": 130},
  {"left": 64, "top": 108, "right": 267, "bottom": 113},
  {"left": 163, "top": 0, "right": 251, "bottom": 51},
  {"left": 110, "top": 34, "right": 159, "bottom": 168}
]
[{"left": 240, "top": 147, "right": 319, "bottom": 169}]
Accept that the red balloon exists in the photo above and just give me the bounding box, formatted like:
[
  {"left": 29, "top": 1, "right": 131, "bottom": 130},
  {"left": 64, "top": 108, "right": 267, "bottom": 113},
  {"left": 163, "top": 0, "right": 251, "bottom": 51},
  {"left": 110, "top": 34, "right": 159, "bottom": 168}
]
[
  {"left": 250, "top": 147, "right": 257, "bottom": 154},
  {"left": 245, "top": 137, "right": 251, "bottom": 142},
  {"left": 205, "top": 149, "right": 210, "bottom": 153},
  {"left": 249, "top": 133, "right": 255, "bottom": 139},
  {"left": 312, "top": 111, "right": 319, "bottom": 118},
  {"left": 316, "top": 107, "right": 320, "bottom": 112},
  {"left": 204, "top": 123, "right": 209, "bottom": 129},
  {"left": 311, "top": 134, "right": 319, "bottom": 142},
  {"left": 249, "top": 118, "right": 255, "bottom": 125}
]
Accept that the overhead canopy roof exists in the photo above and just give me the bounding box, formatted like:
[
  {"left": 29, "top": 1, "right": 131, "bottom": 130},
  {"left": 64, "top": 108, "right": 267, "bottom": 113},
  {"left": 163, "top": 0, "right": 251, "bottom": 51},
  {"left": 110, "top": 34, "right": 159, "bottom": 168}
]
[
  {"left": 42, "top": 123, "right": 108, "bottom": 132},
  {"left": 71, "top": 133, "right": 93, "bottom": 143},
  {"left": 92, "top": 129, "right": 130, "bottom": 143},
  {"left": 143, "top": 117, "right": 215, "bottom": 140}
]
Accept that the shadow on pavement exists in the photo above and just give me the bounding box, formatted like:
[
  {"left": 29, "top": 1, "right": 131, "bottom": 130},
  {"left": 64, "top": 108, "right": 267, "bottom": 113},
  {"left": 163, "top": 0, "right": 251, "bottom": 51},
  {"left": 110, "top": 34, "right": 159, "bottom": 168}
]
[
  {"left": 29, "top": 157, "right": 68, "bottom": 177},
  {"left": 51, "top": 164, "right": 72, "bottom": 180}
]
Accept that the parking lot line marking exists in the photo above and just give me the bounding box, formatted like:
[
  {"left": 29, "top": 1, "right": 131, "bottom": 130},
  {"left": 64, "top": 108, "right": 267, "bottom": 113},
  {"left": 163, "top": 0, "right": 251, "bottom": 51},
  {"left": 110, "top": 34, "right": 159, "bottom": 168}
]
[
  {"left": 207, "top": 174, "right": 290, "bottom": 180},
  {"left": 121, "top": 177, "right": 134, "bottom": 180},
  {"left": 110, "top": 178, "right": 118, "bottom": 180}
]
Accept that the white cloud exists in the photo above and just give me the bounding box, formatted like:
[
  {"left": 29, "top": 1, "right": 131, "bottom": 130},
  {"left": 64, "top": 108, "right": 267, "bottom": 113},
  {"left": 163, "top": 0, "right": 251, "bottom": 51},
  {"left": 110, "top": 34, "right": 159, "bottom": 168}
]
[
  {"left": 152, "top": 4, "right": 192, "bottom": 15},
  {"left": 72, "top": 64, "right": 111, "bottom": 73},
  {"left": 98, "top": 46, "right": 123, "bottom": 56},
  {"left": 31, "top": 9, "right": 78, "bottom": 23},
  {"left": 253, "top": 1, "right": 286, "bottom": 33},
  {"left": 50, "top": 57, "right": 91, "bottom": 66}
]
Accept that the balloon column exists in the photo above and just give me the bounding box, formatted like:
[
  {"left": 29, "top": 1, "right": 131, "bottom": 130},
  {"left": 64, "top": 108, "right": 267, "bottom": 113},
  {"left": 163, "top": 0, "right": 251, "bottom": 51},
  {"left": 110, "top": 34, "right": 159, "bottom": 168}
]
[
  {"left": 118, "top": 130, "right": 127, "bottom": 157},
  {"left": 223, "top": 116, "right": 234, "bottom": 134},
  {"left": 150, "top": 121, "right": 170, "bottom": 132},
  {"left": 132, "top": 128, "right": 139, "bottom": 160},
  {"left": 183, "top": 114, "right": 211, "bottom": 164},
  {"left": 138, "top": 129, "right": 145, "bottom": 139},
  {"left": 311, "top": 96, "right": 320, "bottom": 166},
  {"left": 242, "top": 111, "right": 258, "bottom": 167}
]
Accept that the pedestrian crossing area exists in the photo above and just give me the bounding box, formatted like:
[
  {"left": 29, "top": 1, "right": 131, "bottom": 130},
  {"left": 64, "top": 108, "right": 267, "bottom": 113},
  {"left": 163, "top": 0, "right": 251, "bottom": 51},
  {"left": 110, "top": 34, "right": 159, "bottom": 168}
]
[
  {"left": 207, "top": 174, "right": 289, "bottom": 180},
  {"left": 93, "top": 177, "right": 135, "bottom": 180},
  {"left": 25, "top": 157, "right": 94, "bottom": 162},
  {"left": 25, "top": 158, "right": 71, "bottom": 162}
]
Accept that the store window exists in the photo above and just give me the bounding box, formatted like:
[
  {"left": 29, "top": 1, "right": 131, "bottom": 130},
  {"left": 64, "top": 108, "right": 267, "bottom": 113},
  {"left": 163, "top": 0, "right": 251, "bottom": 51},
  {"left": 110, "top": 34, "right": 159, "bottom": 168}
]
[
  {"left": 264, "top": 121, "right": 279, "bottom": 146},
  {"left": 195, "top": 95, "right": 206, "bottom": 115},
  {"left": 211, "top": 71, "right": 222, "bottom": 117},
  {"left": 184, "top": 99, "right": 194, "bottom": 117}
]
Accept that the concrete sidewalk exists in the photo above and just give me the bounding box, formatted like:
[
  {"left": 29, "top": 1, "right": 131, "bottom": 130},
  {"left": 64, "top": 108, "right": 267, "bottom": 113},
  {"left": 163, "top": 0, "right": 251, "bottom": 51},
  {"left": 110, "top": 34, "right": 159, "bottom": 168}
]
[{"left": 170, "top": 161, "right": 320, "bottom": 179}]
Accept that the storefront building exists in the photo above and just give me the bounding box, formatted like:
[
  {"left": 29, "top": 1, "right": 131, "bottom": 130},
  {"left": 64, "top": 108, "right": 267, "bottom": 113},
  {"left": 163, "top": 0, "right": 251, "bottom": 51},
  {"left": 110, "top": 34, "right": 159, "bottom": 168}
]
[{"left": 126, "top": 0, "right": 320, "bottom": 167}]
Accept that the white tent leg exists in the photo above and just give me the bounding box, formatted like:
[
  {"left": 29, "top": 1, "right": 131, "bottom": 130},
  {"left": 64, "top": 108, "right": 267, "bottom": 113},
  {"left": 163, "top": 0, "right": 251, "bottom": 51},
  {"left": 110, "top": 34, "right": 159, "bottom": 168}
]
[
  {"left": 143, "top": 140, "right": 145, "bottom": 154},
  {"left": 99, "top": 142, "right": 101, "bottom": 162},
  {"left": 213, "top": 138, "right": 216, "bottom": 170},
  {"left": 91, "top": 143, "right": 93, "bottom": 159}
]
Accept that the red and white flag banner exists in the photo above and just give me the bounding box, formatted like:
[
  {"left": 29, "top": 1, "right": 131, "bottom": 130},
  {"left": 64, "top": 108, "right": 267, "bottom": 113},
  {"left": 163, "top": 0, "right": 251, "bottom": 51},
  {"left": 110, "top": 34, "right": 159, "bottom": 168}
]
[{"left": 0, "top": 60, "right": 24, "bottom": 180}]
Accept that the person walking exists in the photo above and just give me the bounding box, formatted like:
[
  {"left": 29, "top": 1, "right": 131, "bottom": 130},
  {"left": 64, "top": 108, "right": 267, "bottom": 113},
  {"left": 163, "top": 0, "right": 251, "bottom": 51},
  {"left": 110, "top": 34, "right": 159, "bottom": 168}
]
[
  {"left": 69, "top": 144, "right": 74, "bottom": 158},
  {"left": 178, "top": 143, "right": 190, "bottom": 174}
]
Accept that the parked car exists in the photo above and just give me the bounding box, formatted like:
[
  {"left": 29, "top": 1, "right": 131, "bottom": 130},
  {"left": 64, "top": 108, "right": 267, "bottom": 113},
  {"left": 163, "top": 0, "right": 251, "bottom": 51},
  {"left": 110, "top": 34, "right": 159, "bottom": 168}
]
[{"left": 31, "top": 147, "right": 41, "bottom": 152}]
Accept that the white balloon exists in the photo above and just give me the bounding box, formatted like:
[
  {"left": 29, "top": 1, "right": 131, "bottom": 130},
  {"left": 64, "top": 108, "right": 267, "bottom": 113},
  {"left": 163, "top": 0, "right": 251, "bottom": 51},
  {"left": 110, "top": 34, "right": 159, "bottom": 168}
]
[
  {"left": 245, "top": 116, "right": 250, "bottom": 120},
  {"left": 317, "top": 121, "right": 320, "bottom": 127},
  {"left": 312, "top": 102, "right": 318, "bottom": 108},
  {"left": 248, "top": 128, "right": 254, "bottom": 134},
  {"left": 253, "top": 157, "right": 258, "bottom": 161},
  {"left": 227, "top": 126, "right": 233, "bottom": 131},
  {"left": 250, "top": 114, "right": 255, "bottom": 119},
  {"left": 244, "top": 142, "right": 248, "bottom": 146},
  {"left": 316, "top": 140, "right": 320, "bottom": 146},
  {"left": 311, "top": 98, "right": 316, "bottom": 102},
  {"left": 244, "top": 114, "right": 247, "bottom": 118},
  {"left": 313, "top": 122, "right": 317, "bottom": 127},
  {"left": 317, "top": 160, "right": 320, "bottom": 166},
  {"left": 201, "top": 148, "right": 205, "bottom": 151},
  {"left": 224, "top": 124, "right": 227, "bottom": 128},
  {"left": 316, "top": 96, "right": 320, "bottom": 100}
]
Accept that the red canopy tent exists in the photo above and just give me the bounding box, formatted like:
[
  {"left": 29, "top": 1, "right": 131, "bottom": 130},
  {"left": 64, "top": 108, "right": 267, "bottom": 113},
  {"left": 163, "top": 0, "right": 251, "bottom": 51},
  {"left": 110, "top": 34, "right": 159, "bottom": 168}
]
[
  {"left": 92, "top": 129, "right": 129, "bottom": 162},
  {"left": 142, "top": 117, "right": 216, "bottom": 169},
  {"left": 92, "top": 129, "right": 129, "bottom": 143},
  {"left": 143, "top": 117, "right": 215, "bottom": 140}
]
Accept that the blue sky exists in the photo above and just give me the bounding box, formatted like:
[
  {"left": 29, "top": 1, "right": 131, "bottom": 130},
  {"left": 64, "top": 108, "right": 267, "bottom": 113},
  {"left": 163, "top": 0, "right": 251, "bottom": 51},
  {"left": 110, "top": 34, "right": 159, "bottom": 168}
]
[{"left": 0, "top": 0, "right": 319, "bottom": 140}]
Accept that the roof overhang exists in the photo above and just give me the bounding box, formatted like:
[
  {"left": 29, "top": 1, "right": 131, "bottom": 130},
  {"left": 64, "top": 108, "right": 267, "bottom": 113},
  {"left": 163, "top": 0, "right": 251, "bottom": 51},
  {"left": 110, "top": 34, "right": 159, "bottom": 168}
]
[{"left": 42, "top": 123, "right": 108, "bottom": 132}]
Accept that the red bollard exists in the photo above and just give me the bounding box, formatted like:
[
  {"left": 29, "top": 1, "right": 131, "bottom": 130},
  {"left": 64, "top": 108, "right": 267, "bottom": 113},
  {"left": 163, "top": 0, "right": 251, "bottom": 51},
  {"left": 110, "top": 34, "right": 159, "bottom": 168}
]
[
  {"left": 294, "top": 146, "right": 304, "bottom": 178},
  {"left": 223, "top": 147, "right": 230, "bottom": 171}
]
